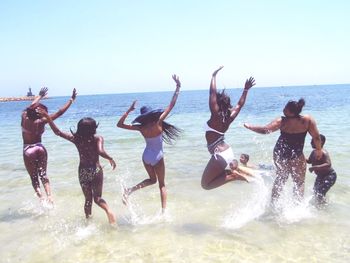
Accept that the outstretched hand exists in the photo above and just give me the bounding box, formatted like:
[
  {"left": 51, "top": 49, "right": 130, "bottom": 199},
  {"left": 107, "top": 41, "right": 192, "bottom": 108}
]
[
  {"left": 212, "top": 66, "right": 224, "bottom": 77},
  {"left": 172, "top": 74, "right": 181, "bottom": 88},
  {"left": 39, "top": 87, "right": 48, "bottom": 97},
  {"left": 244, "top": 77, "right": 255, "bottom": 90},
  {"left": 71, "top": 88, "right": 77, "bottom": 101},
  {"left": 109, "top": 159, "right": 116, "bottom": 170},
  {"left": 127, "top": 100, "right": 137, "bottom": 113}
]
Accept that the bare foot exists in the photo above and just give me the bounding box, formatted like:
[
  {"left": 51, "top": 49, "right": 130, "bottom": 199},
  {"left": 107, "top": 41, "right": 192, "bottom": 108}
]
[
  {"left": 47, "top": 195, "right": 54, "bottom": 205},
  {"left": 227, "top": 171, "right": 250, "bottom": 183}
]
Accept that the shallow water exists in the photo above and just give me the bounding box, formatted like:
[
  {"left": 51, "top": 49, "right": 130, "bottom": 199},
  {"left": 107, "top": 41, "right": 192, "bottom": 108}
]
[{"left": 0, "top": 85, "right": 349, "bottom": 262}]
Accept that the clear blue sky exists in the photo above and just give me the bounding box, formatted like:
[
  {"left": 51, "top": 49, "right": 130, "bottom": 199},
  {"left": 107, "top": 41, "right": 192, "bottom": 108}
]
[{"left": 1, "top": 0, "right": 349, "bottom": 96}]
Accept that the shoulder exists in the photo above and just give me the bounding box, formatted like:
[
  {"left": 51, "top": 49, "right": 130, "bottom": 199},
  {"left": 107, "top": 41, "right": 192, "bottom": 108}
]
[
  {"left": 322, "top": 149, "right": 330, "bottom": 157},
  {"left": 301, "top": 114, "right": 313, "bottom": 122},
  {"left": 95, "top": 135, "right": 103, "bottom": 141},
  {"left": 273, "top": 117, "right": 283, "bottom": 126}
]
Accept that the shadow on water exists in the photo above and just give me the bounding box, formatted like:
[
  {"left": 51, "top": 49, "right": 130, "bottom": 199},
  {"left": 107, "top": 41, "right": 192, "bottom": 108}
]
[
  {"left": 0, "top": 209, "right": 40, "bottom": 222},
  {"left": 176, "top": 222, "right": 217, "bottom": 235}
]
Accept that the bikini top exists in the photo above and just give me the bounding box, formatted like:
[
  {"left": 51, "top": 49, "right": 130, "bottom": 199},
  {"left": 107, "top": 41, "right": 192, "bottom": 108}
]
[
  {"left": 144, "top": 133, "right": 163, "bottom": 151},
  {"left": 205, "top": 123, "right": 225, "bottom": 135},
  {"left": 205, "top": 123, "right": 226, "bottom": 153}
]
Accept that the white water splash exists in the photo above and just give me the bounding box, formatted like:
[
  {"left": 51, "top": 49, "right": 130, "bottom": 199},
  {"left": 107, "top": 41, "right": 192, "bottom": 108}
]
[
  {"left": 119, "top": 168, "right": 172, "bottom": 226},
  {"left": 223, "top": 171, "right": 271, "bottom": 229}
]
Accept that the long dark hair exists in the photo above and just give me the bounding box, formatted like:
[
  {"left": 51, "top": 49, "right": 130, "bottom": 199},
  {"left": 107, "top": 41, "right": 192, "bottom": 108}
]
[
  {"left": 285, "top": 98, "right": 305, "bottom": 116},
  {"left": 162, "top": 121, "right": 182, "bottom": 145},
  {"left": 71, "top": 117, "right": 98, "bottom": 141},
  {"left": 216, "top": 89, "right": 232, "bottom": 123}
]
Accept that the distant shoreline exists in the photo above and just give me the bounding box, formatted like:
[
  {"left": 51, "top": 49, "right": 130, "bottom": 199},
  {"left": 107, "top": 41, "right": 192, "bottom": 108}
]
[{"left": 0, "top": 96, "right": 48, "bottom": 103}]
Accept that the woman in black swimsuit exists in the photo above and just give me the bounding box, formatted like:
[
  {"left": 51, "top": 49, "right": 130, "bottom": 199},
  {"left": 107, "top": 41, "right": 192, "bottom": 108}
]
[{"left": 244, "top": 99, "right": 322, "bottom": 206}]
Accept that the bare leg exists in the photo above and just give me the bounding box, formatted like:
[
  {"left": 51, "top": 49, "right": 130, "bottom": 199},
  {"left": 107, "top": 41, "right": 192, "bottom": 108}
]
[
  {"left": 153, "top": 158, "right": 166, "bottom": 212},
  {"left": 80, "top": 181, "right": 93, "bottom": 218},
  {"left": 23, "top": 145, "right": 48, "bottom": 201},
  {"left": 201, "top": 156, "right": 247, "bottom": 190},
  {"left": 290, "top": 155, "right": 306, "bottom": 202},
  {"left": 36, "top": 147, "right": 53, "bottom": 204},
  {"left": 271, "top": 157, "right": 289, "bottom": 206},
  {"left": 92, "top": 169, "right": 116, "bottom": 224},
  {"left": 122, "top": 160, "right": 158, "bottom": 204}
]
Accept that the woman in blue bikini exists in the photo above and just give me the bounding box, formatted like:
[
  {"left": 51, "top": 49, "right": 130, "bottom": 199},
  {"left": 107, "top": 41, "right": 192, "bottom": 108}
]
[
  {"left": 201, "top": 66, "right": 255, "bottom": 190},
  {"left": 117, "top": 75, "right": 181, "bottom": 212}
]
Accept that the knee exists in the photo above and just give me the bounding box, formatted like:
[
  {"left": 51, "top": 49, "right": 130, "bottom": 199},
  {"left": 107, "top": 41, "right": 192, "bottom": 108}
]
[
  {"left": 94, "top": 196, "right": 106, "bottom": 205},
  {"left": 150, "top": 177, "right": 157, "bottom": 185},
  {"left": 158, "top": 182, "right": 166, "bottom": 189},
  {"left": 93, "top": 196, "right": 101, "bottom": 204},
  {"left": 201, "top": 180, "right": 210, "bottom": 190}
]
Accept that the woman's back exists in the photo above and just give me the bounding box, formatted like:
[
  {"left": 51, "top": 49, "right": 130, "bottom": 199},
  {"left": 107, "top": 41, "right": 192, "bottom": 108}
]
[
  {"left": 21, "top": 112, "right": 45, "bottom": 144},
  {"left": 74, "top": 135, "right": 99, "bottom": 167},
  {"left": 280, "top": 115, "right": 310, "bottom": 134}
]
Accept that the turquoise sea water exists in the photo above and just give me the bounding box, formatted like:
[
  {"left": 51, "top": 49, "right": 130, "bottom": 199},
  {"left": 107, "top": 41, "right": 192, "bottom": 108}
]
[{"left": 0, "top": 85, "right": 349, "bottom": 262}]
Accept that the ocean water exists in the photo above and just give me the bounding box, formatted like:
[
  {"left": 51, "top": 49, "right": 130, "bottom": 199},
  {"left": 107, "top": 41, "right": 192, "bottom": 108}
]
[{"left": 0, "top": 84, "right": 349, "bottom": 262}]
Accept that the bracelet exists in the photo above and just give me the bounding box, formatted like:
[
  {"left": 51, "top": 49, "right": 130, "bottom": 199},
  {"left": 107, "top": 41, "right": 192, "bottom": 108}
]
[{"left": 69, "top": 98, "right": 74, "bottom": 103}]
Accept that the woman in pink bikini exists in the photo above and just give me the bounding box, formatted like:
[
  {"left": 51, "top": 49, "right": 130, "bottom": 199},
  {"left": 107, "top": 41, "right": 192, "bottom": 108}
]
[
  {"left": 117, "top": 75, "right": 181, "bottom": 213},
  {"left": 21, "top": 87, "right": 77, "bottom": 203},
  {"left": 201, "top": 66, "right": 255, "bottom": 190}
]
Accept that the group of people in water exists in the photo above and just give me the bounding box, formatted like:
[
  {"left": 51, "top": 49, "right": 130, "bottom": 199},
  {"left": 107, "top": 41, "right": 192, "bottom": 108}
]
[{"left": 21, "top": 66, "right": 337, "bottom": 224}]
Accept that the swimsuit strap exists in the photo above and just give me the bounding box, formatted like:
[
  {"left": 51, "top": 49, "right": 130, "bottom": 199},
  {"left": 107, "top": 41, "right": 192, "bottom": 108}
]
[{"left": 205, "top": 123, "right": 225, "bottom": 135}]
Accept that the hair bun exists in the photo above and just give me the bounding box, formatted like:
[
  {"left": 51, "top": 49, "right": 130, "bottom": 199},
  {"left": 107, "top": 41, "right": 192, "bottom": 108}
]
[{"left": 298, "top": 98, "right": 305, "bottom": 108}]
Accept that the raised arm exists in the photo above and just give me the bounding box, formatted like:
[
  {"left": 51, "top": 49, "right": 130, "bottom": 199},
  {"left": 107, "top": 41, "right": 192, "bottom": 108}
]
[
  {"left": 307, "top": 115, "right": 322, "bottom": 159},
  {"left": 230, "top": 77, "right": 255, "bottom": 120},
  {"left": 96, "top": 136, "right": 116, "bottom": 169},
  {"left": 209, "top": 66, "right": 224, "bottom": 114},
  {"left": 37, "top": 108, "right": 74, "bottom": 142},
  {"left": 159, "top": 74, "right": 181, "bottom": 121},
  {"left": 29, "top": 87, "right": 48, "bottom": 107},
  {"left": 117, "top": 100, "right": 140, "bottom": 131},
  {"left": 48, "top": 88, "right": 77, "bottom": 121},
  {"left": 244, "top": 117, "right": 282, "bottom": 134}
]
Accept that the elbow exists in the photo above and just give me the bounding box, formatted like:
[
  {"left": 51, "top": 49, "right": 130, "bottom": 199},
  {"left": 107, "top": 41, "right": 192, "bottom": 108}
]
[{"left": 116, "top": 122, "right": 122, "bottom": 128}]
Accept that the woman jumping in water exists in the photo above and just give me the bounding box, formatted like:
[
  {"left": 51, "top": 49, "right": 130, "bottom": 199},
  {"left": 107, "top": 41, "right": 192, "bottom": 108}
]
[
  {"left": 38, "top": 110, "right": 117, "bottom": 224},
  {"left": 201, "top": 66, "right": 255, "bottom": 190},
  {"left": 21, "top": 87, "right": 77, "bottom": 203},
  {"left": 117, "top": 75, "right": 181, "bottom": 213}
]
